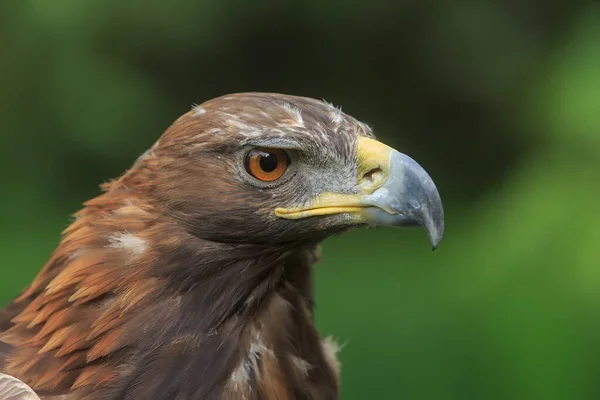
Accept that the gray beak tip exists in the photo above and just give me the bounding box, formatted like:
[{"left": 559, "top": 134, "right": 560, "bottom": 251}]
[
  {"left": 426, "top": 206, "right": 444, "bottom": 251},
  {"left": 430, "top": 235, "right": 442, "bottom": 251}
]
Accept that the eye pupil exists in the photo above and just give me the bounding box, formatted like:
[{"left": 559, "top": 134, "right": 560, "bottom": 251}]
[{"left": 259, "top": 153, "right": 278, "bottom": 172}]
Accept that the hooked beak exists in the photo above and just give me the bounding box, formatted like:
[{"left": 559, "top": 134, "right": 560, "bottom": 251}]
[{"left": 275, "top": 137, "right": 445, "bottom": 249}]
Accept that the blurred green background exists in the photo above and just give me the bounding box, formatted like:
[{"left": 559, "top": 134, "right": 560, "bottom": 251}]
[{"left": 1, "top": 1, "right": 599, "bottom": 399}]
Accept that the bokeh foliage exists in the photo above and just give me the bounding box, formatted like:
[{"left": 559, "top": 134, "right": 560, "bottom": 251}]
[{"left": 1, "top": 1, "right": 599, "bottom": 399}]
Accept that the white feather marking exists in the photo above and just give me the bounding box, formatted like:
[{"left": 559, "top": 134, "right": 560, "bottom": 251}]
[
  {"left": 229, "top": 361, "right": 251, "bottom": 394},
  {"left": 227, "top": 118, "right": 254, "bottom": 132},
  {"left": 290, "top": 355, "right": 311, "bottom": 378},
  {"left": 192, "top": 104, "right": 206, "bottom": 116},
  {"left": 108, "top": 232, "right": 147, "bottom": 255},
  {"left": 321, "top": 336, "right": 342, "bottom": 380},
  {"left": 68, "top": 248, "right": 86, "bottom": 260},
  {"left": 0, "top": 373, "right": 40, "bottom": 400},
  {"left": 328, "top": 109, "right": 344, "bottom": 126},
  {"left": 113, "top": 200, "right": 150, "bottom": 217},
  {"left": 228, "top": 328, "right": 273, "bottom": 393},
  {"left": 281, "top": 102, "right": 304, "bottom": 127},
  {"left": 238, "top": 129, "right": 264, "bottom": 138}
]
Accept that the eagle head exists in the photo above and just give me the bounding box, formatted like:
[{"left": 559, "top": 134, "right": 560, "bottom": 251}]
[{"left": 133, "top": 92, "right": 444, "bottom": 248}]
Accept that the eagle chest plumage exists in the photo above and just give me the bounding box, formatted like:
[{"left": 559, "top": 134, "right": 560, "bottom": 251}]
[
  {"left": 0, "top": 197, "right": 340, "bottom": 399},
  {"left": 0, "top": 93, "right": 444, "bottom": 399}
]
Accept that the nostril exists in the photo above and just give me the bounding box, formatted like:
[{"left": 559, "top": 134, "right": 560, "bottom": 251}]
[{"left": 362, "top": 166, "right": 382, "bottom": 184}]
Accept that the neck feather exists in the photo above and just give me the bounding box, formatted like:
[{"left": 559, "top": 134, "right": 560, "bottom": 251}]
[{"left": 1, "top": 193, "right": 339, "bottom": 399}]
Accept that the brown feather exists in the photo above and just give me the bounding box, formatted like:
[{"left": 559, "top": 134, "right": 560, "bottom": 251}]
[
  {"left": 0, "top": 93, "right": 365, "bottom": 399},
  {"left": 86, "top": 329, "right": 125, "bottom": 362}
]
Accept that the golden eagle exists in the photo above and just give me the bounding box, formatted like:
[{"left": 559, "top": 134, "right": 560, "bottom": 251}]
[{"left": 0, "top": 93, "right": 444, "bottom": 399}]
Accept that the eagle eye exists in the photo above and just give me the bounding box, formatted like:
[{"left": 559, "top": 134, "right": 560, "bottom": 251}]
[{"left": 244, "top": 147, "right": 290, "bottom": 182}]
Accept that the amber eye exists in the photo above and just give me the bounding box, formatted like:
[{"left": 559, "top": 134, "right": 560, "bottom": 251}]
[{"left": 244, "top": 148, "right": 290, "bottom": 182}]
